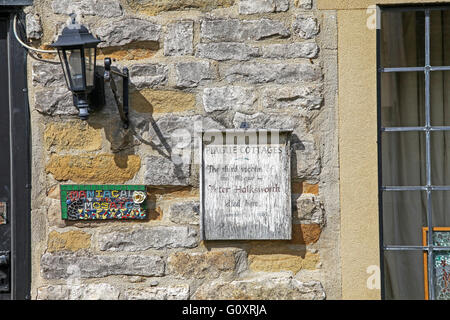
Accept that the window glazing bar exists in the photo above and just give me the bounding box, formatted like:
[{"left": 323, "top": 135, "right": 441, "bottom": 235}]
[
  {"left": 424, "top": 9, "right": 435, "bottom": 301},
  {"left": 381, "top": 186, "right": 450, "bottom": 191},
  {"left": 381, "top": 126, "right": 425, "bottom": 132},
  {"left": 431, "top": 186, "right": 450, "bottom": 191},
  {"left": 380, "top": 6, "right": 450, "bottom": 13},
  {"left": 381, "top": 66, "right": 450, "bottom": 73},
  {"left": 381, "top": 126, "right": 450, "bottom": 132},
  {"left": 384, "top": 246, "right": 450, "bottom": 251},
  {"left": 430, "top": 66, "right": 450, "bottom": 71},
  {"left": 381, "top": 186, "right": 426, "bottom": 191},
  {"left": 430, "top": 126, "right": 450, "bottom": 131},
  {"left": 380, "top": 67, "right": 424, "bottom": 73}
]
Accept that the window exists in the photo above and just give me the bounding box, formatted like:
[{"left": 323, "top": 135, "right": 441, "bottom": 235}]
[{"left": 379, "top": 6, "right": 450, "bottom": 300}]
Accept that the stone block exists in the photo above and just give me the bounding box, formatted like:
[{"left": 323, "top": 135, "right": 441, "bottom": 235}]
[
  {"left": 37, "top": 283, "right": 120, "bottom": 300},
  {"left": 292, "top": 140, "right": 321, "bottom": 178},
  {"left": 41, "top": 252, "right": 165, "bottom": 279},
  {"left": 26, "top": 13, "right": 42, "bottom": 40},
  {"left": 32, "top": 61, "right": 65, "bottom": 87},
  {"left": 193, "top": 274, "right": 326, "bottom": 299},
  {"left": 168, "top": 200, "right": 200, "bottom": 225},
  {"left": 248, "top": 250, "right": 320, "bottom": 273},
  {"left": 47, "top": 230, "right": 91, "bottom": 252},
  {"left": 202, "top": 86, "right": 257, "bottom": 113},
  {"left": 261, "top": 42, "right": 319, "bottom": 59},
  {"left": 320, "top": 11, "right": 338, "bottom": 50},
  {"left": 44, "top": 121, "right": 103, "bottom": 152},
  {"left": 303, "top": 182, "right": 319, "bottom": 195},
  {"left": 95, "top": 18, "right": 161, "bottom": 48},
  {"left": 175, "top": 61, "right": 216, "bottom": 88},
  {"left": 167, "top": 250, "right": 243, "bottom": 279},
  {"left": 34, "top": 87, "right": 78, "bottom": 116},
  {"left": 128, "top": 0, "right": 235, "bottom": 16},
  {"left": 232, "top": 112, "right": 298, "bottom": 129},
  {"left": 45, "top": 154, "right": 141, "bottom": 183},
  {"left": 145, "top": 155, "right": 191, "bottom": 186},
  {"left": 131, "top": 89, "right": 196, "bottom": 114},
  {"left": 164, "top": 21, "right": 194, "bottom": 56},
  {"left": 292, "top": 224, "right": 322, "bottom": 245},
  {"left": 51, "top": 0, "right": 123, "bottom": 18},
  {"left": 261, "top": 85, "right": 323, "bottom": 110},
  {"left": 145, "top": 114, "right": 224, "bottom": 148},
  {"left": 293, "top": 15, "right": 320, "bottom": 39},
  {"left": 295, "top": 194, "right": 325, "bottom": 225},
  {"left": 97, "top": 43, "right": 159, "bottom": 61},
  {"left": 47, "top": 200, "right": 66, "bottom": 228},
  {"left": 221, "top": 62, "right": 322, "bottom": 84},
  {"left": 294, "top": 0, "right": 313, "bottom": 9},
  {"left": 124, "top": 285, "right": 190, "bottom": 300},
  {"left": 201, "top": 18, "right": 290, "bottom": 42},
  {"left": 239, "top": 0, "right": 289, "bottom": 14},
  {"left": 196, "top": 42, "right": 260, "bottom": 61},
  {"left": 129, "top": 63, "right": 168, "bottom": 89},
  {"left": 97, "top": 226, "right": 198, "bottom": 251}
]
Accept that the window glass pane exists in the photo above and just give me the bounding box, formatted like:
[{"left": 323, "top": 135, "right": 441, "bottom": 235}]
[
  {"left": 431, "top": 131, "right": 450, "bottom": 186},
  {"left": 383, "top": 191, "right": 427, "bottom": 246},
  {"left": 430, "top": 71, "right": 450, "bottom": 127},
  {"left": 430, "top": 10, "right": 450, "bottom": 66},
  {"left": 381, "top": 11, "right": 425, "bottom": 68},
  {"left": 381, "top": 72, "right": 425, "bottom": 127},
  {"left": 381, "top": 131, "right": 427, "bottom": 186},
  {"left": 384, "top": 250, "right": 425, "bottom": 300},
  {"left": 432, "top": 192, "right": 450, "bottom": 228}
]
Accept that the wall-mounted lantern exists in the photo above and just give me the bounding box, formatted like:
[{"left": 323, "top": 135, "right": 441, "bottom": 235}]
[{"left": 50, "top": 15, "right": 129, "bottom": 128}]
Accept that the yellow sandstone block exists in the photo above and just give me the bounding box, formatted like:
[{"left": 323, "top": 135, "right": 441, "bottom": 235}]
[
  {"left": 302, "top": 182, "right": 319, "bottom": 195},
  {"left": 248, "top": 251, "right": 320, "bottom": 273},
  {"left": 127, "top": 0, "right": 235, "bottom": 16},
  {"left": 44, "top": 121, "right": 102, "bottom": 152},
  {"left": 97, "top": 42, "right": 159, "bottom": 61},
  {"left": 131, "top": 89, "right": 196, "bottom": 114},
  {"left": 47, "top": 230, "right": 91, "bottom": 252},
  {"left": 45, "top": 154, "right": 141, "bottom": 183}
]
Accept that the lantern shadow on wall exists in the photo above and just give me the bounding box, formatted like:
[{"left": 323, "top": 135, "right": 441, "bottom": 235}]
[{"left": 50, "top": 14, "right": 130, "bottom": 128}]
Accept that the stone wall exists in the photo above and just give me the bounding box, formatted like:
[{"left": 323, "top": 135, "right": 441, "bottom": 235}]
[{"left": 26, "top": 0, "right": 340, "bottom": 300}]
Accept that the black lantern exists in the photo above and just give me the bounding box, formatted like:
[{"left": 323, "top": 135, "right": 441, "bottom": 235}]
[
  {"left": 51, "top": 15, "right": 101, "bottom": 120},
  {"left": 51, "top": 15, "right": 130, "bottom": 127}
]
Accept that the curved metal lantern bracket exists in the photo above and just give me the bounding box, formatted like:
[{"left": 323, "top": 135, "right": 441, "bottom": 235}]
[{"left": 104, "top": 58, "right": 129, "bottom": 129}]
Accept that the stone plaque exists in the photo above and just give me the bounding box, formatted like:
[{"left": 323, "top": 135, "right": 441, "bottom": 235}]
[
  {"left": 200, "top": 129, "right": 292, "bottom": 240},
  {"left": 60, "top": 185, "right": 147, "bottom": 220}
]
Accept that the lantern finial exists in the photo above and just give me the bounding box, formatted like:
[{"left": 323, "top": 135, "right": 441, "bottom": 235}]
[{"left": 66, "top": 13, "right": 81, "bottom": 29}]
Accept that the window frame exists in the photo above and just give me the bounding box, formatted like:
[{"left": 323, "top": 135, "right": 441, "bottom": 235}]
[{"left": 377, "top": 5, "right": 450, "bottom": 300}]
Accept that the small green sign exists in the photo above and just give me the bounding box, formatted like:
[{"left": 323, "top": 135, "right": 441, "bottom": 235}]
[{"left": 60, "top": 185, "right": 147, "bottom": 220}]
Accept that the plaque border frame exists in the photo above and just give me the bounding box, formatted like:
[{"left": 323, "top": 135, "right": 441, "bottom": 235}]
[{"left": 199, "top": 129, "right": 293, "bottom": 241}]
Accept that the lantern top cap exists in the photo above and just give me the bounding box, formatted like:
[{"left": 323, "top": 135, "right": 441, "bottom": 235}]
[{"left": 50, "top": 14, "right": 101, "bottom": 48}]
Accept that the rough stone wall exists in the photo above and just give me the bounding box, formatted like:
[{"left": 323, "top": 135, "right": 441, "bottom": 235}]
[{"left": 26, "top": 0, "right": 340, "bottom": 299}]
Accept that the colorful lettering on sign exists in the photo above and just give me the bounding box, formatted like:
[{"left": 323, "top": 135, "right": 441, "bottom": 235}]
[{"left": 61, "top": 185, "right": 147, "bottom": 221}]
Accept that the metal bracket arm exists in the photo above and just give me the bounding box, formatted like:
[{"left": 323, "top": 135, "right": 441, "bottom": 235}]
[{"left": 104, "top": 58, "right": 129, "bottom": 129}]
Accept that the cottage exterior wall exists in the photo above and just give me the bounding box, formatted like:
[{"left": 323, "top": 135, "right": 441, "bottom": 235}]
[{"left": 25, "top": 0, "right": 340, "bottom": 300}]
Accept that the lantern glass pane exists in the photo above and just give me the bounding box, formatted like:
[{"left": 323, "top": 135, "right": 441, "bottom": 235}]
[
  {"left": 84, "top": 47, "right": 96, "bottom": 88},
  {"left": 58, "top": 50, "right": 71, "bottom": 90},
  {"left": 67, "top": 49, "right": 84, "bottom": 91}
]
